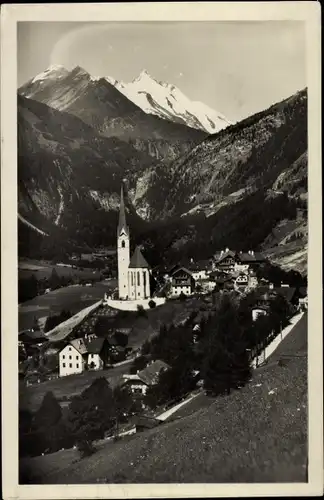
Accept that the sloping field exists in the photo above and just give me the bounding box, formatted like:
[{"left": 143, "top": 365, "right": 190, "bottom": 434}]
[
  {"left": 19, "top": 360, "right": 133, "bottom": 412},
  {"left": 18, "top": 259, "right": 104, "bottom": 280},
  {"left": 45, "top": 300, "right": 103, "bottom": 342},
  {"left": 20, "top": 315, "right": 308, "bottom": 484},
  {"left": 19, "top": 281, "right": 116, "bottom": 331}
]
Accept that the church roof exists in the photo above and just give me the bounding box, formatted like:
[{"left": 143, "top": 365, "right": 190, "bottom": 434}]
[
  {"left": 129, "top": 246, "right": 150, "bottom": 269},
  {"left": 118, "top": 184, "right": 129, "bottom": 237}
]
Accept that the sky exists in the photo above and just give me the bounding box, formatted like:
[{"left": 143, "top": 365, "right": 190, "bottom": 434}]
[{"left": 17, "top": 21, "right": 306, "bottom": 122}]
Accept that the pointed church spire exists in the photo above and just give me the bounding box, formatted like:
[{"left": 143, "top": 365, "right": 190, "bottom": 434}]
[{"left": 118, "top": 184, "right": 129, "bottom": 236}]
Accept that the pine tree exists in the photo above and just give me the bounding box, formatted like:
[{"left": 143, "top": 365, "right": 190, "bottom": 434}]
[
  {"left": 67, "top": 377, "right": 115, "bottom": 457},
  {"left": 49, "top": 267, "right": 61, "bottom": 290},
  {"left": 33, "top": 391, "right": 62, "bottom": 429}
]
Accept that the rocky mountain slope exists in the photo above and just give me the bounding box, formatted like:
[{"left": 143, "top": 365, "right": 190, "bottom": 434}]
[
  {"left": 18, "top": 94, "right": 151, "bottom": 251},
  {"left": 160, "top": 88, "right": 307, "bottom": 219},
  {"left": 18, "top": 76, "right": 308, "bottom": 273},
  {"left": 132, "top": 89, "right": 308, "bottom": 273},
  {"left": 19, "top": 66, "right": 206, "bottom": 163},
  {"left": 107, "top": 69, "right": 232, "bottom": 134}
]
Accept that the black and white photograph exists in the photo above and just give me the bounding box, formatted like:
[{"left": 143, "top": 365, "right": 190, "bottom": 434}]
[{"left": 1, "top": 2, "right": 322, "bottom": 497}]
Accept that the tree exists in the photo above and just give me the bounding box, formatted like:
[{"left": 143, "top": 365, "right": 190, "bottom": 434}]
[
  {"left": 33, "top": 391, "right": 62, "bottom": 429},
  {"left": 44, "top": 310, "right": 72, "bottom": 333},
  {"left": 145, "top": 361, "right": 196, "bottom": 409},
  {"left": 49, "top": 267, "right": 61, "bottom": 290},
  {"left": 201, "top": 295, "right": 251, "bottom": 396},
  {"left": 67, "top": 377, "right": 115, "bottom": 457}
]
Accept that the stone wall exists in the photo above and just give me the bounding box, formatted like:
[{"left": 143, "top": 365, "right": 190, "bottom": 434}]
[{"left": 103, "top": 297, "right": 166, "bottom": 311}]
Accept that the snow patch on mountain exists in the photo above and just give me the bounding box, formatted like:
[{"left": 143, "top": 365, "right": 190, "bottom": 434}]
[{"left": 110, "top": 69, "right": 232, "bottom": 134}]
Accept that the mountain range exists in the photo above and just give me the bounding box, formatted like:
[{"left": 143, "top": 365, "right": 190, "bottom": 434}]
[
  {"left": 106, "top": 69, "right": 232, "bottom": 134},
  {"left": 18, "top": 65, "right": 308, "bottom": 274}
]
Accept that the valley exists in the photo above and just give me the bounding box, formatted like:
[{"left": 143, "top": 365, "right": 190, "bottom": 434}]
[{"left": 17, "top": 67, "right": 308, "bottom": 275}]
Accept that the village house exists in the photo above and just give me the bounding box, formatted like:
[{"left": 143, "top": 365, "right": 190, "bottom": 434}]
[
  {"left": 298, "top": 287, "right": 308, "bottom": 310},
  {"left": 234, "top": 273, "right": 249, "bottom": 291},
  {"left": 122, "top": 359, "right": 170, "bottom": 396},
  {"left": 251, "top": 305, "right": 269, "bottom": 322},
  {"left": 170, "top": 267, "right": 196, "bottom": 297},
  {"left": 185, "top": 259, "right": 211, "bottom": 281},
  {"left": 248, "top": 271, "right": 259, "bottom": 289},
  {"left": 195, "top": 277, "right": 216, "bottom": 293},
  {"left": 58, "top": 337, "right": 110, "bottom": 377},
  {"left": 213, "top": 248, "right": 265, "bottom": 272}
]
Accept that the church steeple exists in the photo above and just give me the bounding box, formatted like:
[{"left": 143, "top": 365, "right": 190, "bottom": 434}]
[{"left": 118, "top": 184, "right": 129, "bottom": 236}]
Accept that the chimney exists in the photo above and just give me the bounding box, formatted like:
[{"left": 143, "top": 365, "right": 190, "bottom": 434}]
[
  {"left": 251, "top": 250, "right": 254, "bottom": 256},
  {"left": 269, "top": 283, "right": 274, "bottom": 290},
  {"left": 225, "top": 247, "right": 229, "bottom": 252},
  {"left": 220, "top": 250, "right": 223, "bottom": 256}
]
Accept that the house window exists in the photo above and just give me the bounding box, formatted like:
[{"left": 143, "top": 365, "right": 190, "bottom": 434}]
[
  {"left": 69, "top": 355, "right": 72, "bottom": 360},
  {"left": 76, "top": 355, "right": 79, "bottom": 360},
  {"left": 62, "top": 363, "right": 66, "bottom": 368},
  {"left": 69, "top": 347, "right": 71, "bottom": 351},
  {"left": 121, "top": 240, "right": 125, "bottom": 248},
  {"left": 76, "top": 364, "right": 79, "bottom": 369},
  {"left": 62, "top": 355, "right": 65, "bottom": 359},
  {"left": 69, "top": 363, "right": 72, "bottom": 368},
  {"left": 137, "top": 271, "right": 140, "bottom": 286}
]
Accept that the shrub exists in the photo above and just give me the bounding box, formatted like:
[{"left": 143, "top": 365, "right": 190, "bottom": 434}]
[
  {"left": 179, "top": 292, "right": 187, "bottom": 302},
  {"left": 129, "top": 355, "right": 148, "bottom": 374},
  {"left": 137, "top": 305, "right": 147, "bottom": 317},
  {"left": 148, "top": 299, "right": 157, "bottom": 309}
]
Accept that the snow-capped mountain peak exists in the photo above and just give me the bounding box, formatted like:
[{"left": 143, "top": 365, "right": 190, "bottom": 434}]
[
  {"left": 31, "top": 65, "right": 69, "bottom": 84},
  {"left": 110, "top": 70, "right": 232, "bottom": 134}
]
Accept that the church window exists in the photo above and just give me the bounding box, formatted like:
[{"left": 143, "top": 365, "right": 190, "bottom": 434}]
[
  {"left": 143, "top": 271, "right": 146, "bottom": 288},
  {"left": 121, "top": 240, "right": 125, "bottom": 248},
  {"left": 131, "top": 272, "right": 134, "bottom": 286},
  {"left": 137, "top": 271, "right": 140, "bottom": 286}
]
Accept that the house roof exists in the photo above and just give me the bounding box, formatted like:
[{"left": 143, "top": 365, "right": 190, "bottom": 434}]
[
  {"left": 213, "top": 250, "right": 265, "bottom": 263},
  {"left": 69, "top": 338, "right": 88, "bottom": 355},
  {"left": 217, "top": 250, "right": 236, "bottom": 262},
  {"left": 137, "top": 360, "right": 170, "bottom": 386},
  {"left": 186, "top": 260, "right": 210, "bottom": 272},
  {"left": 171, "top": 266, "right": 193, "bottom": 277},
  {"left": 238, "top": 252, "right": 265, "bottom": 263},
  {"left": 129, "top": 246, "right": 150, "bottom": 269},
  {"left": 86, "top": 337, "right": 106, "bottom": 355},
  {"left": 117, "top": 184, "right": 129, "bottom": 237}
]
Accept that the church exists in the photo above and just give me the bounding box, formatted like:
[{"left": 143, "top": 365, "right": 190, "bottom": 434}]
[{"left": 117, "top": 185, "right": 151, "bottom": 300}]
